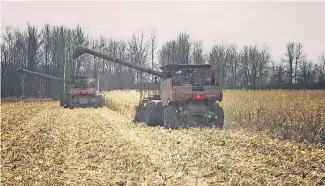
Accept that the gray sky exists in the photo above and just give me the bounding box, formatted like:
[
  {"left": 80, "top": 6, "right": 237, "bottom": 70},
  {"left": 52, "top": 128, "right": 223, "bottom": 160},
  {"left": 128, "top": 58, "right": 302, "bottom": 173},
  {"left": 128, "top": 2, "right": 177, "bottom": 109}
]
[{"left": 1, "top": 1, "right": 325, "bottom": 63}]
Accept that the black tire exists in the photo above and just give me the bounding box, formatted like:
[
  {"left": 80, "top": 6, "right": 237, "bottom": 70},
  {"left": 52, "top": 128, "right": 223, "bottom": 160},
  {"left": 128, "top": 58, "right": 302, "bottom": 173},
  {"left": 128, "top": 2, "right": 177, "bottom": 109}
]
[
  {"left": 163, "top": 104, "right": 179, "bottom": 129},
  {"left": 211, "top": 102, "right": 224, "bottom": 129},
  {"left": 60, "top": 95, "right": 64, "bottom": 107},
  {"left": 101, "top": 96, "right": 105, "bottom": 107},
  {"left": 134, "top": 106, "right": 141, "bottom": 122},
  {"left": 156, "top": 102, "right": 164, "bottom": 126},
  {"left": 67, "top": 95, "right": 74, "bottom": 109},
  {"left": 62, "top": 94, "right": 70, "bottom": 108},
  {"left": 144, "top": 101, "right": 157, "bottom": 126},
  {"left": 94, "top": 95, "right": 103, "bottom": 108}
]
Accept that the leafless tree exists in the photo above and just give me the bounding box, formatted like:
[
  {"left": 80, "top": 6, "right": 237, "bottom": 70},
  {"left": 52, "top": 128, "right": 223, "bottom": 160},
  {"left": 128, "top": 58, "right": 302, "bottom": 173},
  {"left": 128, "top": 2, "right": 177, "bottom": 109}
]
[
  {"left": 282, "top": 42, "right": 295, "bottom": 84},
  {"left": 293, "top": 43, "right": 305, "bottom": 83},
  {"left": 1, "top": 23, "right": 324, "bottom": 98},
  {"left": 192, "top": 41, "right": 204, "bottom": 64}
]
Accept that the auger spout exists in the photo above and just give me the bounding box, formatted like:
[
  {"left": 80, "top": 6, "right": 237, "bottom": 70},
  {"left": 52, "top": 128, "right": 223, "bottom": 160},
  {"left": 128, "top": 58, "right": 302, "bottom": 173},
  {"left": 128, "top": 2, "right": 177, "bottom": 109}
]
[
  {"left": 16, "top": 68, "right": 71, "bottom": 83},
  {"left": 72, "top": 46, "right": 168, "bottom": 78}
]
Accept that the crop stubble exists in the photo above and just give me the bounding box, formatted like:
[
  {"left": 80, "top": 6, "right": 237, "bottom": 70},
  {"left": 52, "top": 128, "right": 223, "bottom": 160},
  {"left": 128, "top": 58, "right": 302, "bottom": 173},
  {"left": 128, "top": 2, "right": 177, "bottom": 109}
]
[{"left": 1, "top": 93, "right": 325, "bottom": 185}]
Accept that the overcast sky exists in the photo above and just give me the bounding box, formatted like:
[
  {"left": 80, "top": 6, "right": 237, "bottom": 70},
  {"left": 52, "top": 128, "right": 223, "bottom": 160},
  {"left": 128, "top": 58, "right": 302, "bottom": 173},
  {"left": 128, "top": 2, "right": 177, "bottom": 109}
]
[{"left": 1, "top": 1, "right": 325, "bottom": 63}]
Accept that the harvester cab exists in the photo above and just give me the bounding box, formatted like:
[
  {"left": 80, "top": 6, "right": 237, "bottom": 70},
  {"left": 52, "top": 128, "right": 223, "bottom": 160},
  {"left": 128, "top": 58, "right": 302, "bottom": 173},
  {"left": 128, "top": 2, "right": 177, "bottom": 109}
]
[
  {"left": 161, "top": 64, "right": 217, "bottom": 86},
  {"left": 72, "top": 46, "right": 224, "bottom": 129}
]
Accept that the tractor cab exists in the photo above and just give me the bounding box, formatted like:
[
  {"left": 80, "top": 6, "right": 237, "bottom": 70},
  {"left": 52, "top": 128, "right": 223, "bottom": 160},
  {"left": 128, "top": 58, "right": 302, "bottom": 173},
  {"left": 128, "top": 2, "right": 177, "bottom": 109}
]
[
  {"left": 69, "top": 75, "right": 97, "bottom": 95},
  {"left": 70, "top": 75, "right": 96, "bottom": 88},
  {"left": 161, "top": 64, "right": 216, "bottom": 86}
]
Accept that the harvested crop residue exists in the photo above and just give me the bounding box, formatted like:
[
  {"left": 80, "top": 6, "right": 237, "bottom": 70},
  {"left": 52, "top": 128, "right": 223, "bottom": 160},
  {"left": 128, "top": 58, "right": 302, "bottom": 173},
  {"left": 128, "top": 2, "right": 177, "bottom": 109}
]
[{"left": 1, "top": 101, "right": 325, "bottom": 185}]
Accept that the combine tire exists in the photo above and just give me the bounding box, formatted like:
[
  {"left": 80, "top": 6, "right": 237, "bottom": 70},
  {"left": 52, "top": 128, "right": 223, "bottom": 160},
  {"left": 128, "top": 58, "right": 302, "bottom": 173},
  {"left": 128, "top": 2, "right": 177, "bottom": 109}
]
[
  {"left": 94, "top": 95, "right": 103, "bottom": 108},
  {"left": 67, "top": 95, "right": 74, "bottom": 109},
  {"left": 144, "top": 101, "right": 157, "bottom": 126},
  {"left": 163, "top": 104, "right": 179, "bottom": 129},
  {"left": 60, "top": 95, "right": 64, "bottom": 107},
  {"left": 61, "top": 94, "right": 70, "bottom": 108},
  {"left": 101, "top": 96, "right": 105, "bottom": 107},
  {"left": 211, "top": 102, "right": 224, "bottom": 129},
  {"left": 134, "top": 106, "right": 141, "bottom": 122},
  {"left": 156, "top": 102, "right": 164, "bottom": 126}
]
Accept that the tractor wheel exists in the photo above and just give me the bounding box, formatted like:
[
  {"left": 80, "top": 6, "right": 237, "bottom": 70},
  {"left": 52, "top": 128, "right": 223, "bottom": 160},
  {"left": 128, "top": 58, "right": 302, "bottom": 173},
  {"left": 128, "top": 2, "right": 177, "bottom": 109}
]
[
  {"left": 62, "top": 94, "right": 70, "bottom": 108},
  {"left": 156, "top": 102, "right": 164, "bottom": 126},
  {"left": 134, "top": 106, "right": 141, "bottom": 122},
  {"left": 144, "top": 101, "right": 157, "bottom": 126},
  {"left": 60, "top": 94, "right": 63, "bottom": 107},
  {"left": 163, "top": 103, "right": 179, "bottom": 129},
  {"left": 69, "top": 102, "right": 74, "bottom": 109},
  {"left": 94, "top": 95, "right": 103, "bottom": 108},
  {"left": 211, "top": 102, "right": 224, "bottom": 129},
  {"left": 60, "top": 95, "right": 64, "bottom": 107},
  {"left": 101, "top": 96, "right": 105, "bottom": 107},
  {"left": 68, "top": 95, "right": 74, "bottom": 109}
]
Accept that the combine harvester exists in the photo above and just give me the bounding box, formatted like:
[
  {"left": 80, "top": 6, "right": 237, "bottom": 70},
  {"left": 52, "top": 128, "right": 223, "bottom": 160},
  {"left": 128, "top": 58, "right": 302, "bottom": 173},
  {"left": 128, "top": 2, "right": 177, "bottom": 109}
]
[
  {"left": 73, "top": 46, "right": 224, "bottom": 129},
  {"left": 17, "top": 68, "right": 105, "bottom": 108}
]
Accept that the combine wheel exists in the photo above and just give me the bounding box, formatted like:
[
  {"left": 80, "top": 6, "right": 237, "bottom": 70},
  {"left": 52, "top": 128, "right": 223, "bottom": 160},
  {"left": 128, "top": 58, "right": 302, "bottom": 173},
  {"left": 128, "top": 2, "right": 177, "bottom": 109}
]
[
  {"left": 60, "top": 94, "right": 65, "bottom": 107},
  {"left": 60, "top": 95, "right": 63, "bottom": 107},
  {"left": 101, "top": 95, "right": 105, "bottom": 107},
  {"left": 134, "top": 106, "right": 141, "bottom": 122},
  {"left": 69, "top": 102, "right": 74, "bottom": 109},
  {"left": 67, "top": 95, "right": 74, "bottom": 109},
  {"left": 144, "top": 101, "right": 157, "bottom": 126},
  {"left": 62, "top": 94, "right": 70, "bottom": 108},
  {"left": 156, "top": 102, "right": 164, "bottom": 126},
  {"left": 163, "top": 104, "right": 179, "bottom": 129},
  {"left": 94, "top": 95, "right": 103, "bottom": 108},
  {"left": 211, "top": 102, "right": 224, "bottom": 129}
]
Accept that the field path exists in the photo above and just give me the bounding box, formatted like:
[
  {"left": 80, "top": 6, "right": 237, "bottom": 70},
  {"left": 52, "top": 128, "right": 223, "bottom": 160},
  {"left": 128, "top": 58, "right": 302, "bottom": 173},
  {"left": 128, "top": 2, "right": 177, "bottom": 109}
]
[{"left": 2, "top": 102, "right": 325, "bottom": 185}]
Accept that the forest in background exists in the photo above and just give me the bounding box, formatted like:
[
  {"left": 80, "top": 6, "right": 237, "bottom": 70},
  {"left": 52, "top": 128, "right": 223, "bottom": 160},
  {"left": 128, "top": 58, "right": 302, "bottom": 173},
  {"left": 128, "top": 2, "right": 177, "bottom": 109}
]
[{"left": 1, "top": 23, "right": 325, "bottom": 98}]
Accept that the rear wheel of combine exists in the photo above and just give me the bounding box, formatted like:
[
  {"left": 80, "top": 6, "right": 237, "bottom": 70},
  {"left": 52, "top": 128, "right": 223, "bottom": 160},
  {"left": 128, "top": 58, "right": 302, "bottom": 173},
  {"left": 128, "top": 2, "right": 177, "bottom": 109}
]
[
  {"left": 68, "top": 95, "right": 74, "bottom": 109},
  {"left": 94, "top": 95, "right": 103, "bottom": 108},
  {"left": 163, "top": 103, "right": 179, "bottom": 129},
  {"left": 134, "top": 106, "right": 141, "bottom": 122},
  {"left": 60, "top": 94, "right": 63, "bottom": 107},
  {"left": 211, "top": 102, "right": 224, "bottom": 129},
  {"left": 101, "top": 96, "right": 105, "bottom": 107},
  {"left": 156, "top": 102, "right": 164, "bottom": 126},
  {"left": 62, "top": 94, "right": 70, "bottom": 108},
  {"left": 144, "top": 101, "right": 157, "bottom": 126}
]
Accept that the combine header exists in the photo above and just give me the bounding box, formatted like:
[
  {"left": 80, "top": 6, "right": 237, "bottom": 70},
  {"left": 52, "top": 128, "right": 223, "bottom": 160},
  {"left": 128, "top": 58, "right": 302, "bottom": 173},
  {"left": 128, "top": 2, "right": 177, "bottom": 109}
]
[
  {"left": 72, "top": 46, "right": 224, "bottom": 129},
  {"left": 17, "top": 68, "right": 105, "bottom": 108}
]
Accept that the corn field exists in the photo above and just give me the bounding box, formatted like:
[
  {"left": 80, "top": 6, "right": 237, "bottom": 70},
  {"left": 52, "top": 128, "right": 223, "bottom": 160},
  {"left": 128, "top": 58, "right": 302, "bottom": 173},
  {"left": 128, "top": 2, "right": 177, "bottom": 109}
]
[
  {"left": 1, "top": 90, "right": 325, "bottom": 185},
  {"left": 104, "top": 89, "right": 325, "bottom": 144}
]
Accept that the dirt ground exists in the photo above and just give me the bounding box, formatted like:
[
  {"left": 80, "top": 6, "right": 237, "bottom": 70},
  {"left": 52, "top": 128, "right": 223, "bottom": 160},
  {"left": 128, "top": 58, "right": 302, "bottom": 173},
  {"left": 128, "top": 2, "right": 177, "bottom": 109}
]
[{"left": 1, "top": 101, "right": 325, "bottom": 185}]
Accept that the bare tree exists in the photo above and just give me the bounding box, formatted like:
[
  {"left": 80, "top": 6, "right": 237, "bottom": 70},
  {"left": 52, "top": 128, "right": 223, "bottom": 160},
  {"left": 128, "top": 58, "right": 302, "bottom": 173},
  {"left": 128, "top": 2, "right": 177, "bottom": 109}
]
[
  {"left": 150, "top": 29, "right": 156, "bottom": 82},
  {"left": 318, "top": 53, "right": 325, "bottom": 82},
  {"left": 127, "top": 32, "right": 149, "bottom": 83},
  {"left": 192, "top": 41, "right": 204, "bottom": 64},
  {"left": 282, "top": 42, "right": 295, "bottom": 84},
  {"left": 293, "top": 43, "right": 305, "bottom": 83},
  {"left": 2, "top": 24, "right": 325, "bottom": 98}
]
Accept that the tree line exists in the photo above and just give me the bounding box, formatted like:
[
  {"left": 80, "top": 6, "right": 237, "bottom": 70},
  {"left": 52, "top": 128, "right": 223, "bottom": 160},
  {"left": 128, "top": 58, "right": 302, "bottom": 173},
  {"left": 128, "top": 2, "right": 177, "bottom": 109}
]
[{"left": 1, "top": 23, "right": 325, "bottom": 98}]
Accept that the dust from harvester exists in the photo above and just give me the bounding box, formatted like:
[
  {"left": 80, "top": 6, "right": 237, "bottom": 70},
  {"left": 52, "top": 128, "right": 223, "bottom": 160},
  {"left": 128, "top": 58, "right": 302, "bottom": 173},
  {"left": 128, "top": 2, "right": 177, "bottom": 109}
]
[{"left": 1, "top": 90, "right": 325, "bottom": 185}]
